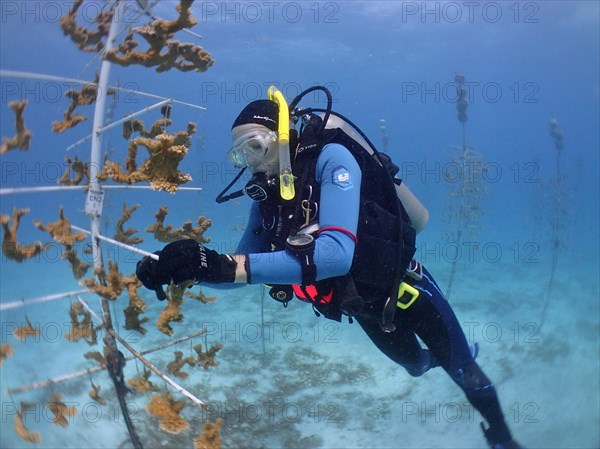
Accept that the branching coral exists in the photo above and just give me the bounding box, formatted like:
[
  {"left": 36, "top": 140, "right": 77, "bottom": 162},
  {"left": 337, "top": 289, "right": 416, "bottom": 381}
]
[
  {"left": 64, "top": 302, "right": 94, "bottom": 342},
  {"left": 195, "top": 418, "right": 223, "bottom": 449},
  {"left": 123, "top": 303, "right": 150, "bottom": 335},
  {"left": 193, "top": 343, "right": 224, "bottom": 370},
  {"left": 0, "top": 343, "right": 14, "bottom": 366},
  {"left": 52, "top": 73, "right": 103, "bottom": 133},
  {"left": 123, "top": 274, "right": 147, "bottom": 311},
  {"left": 146, "top": 390, "right": 189, "bottom": 434},
  {"left": 156, "top": 283, "right": 190, "bottom": 336},
  {"left": 13, "top": 315, "right": 40, "bottom": 341},
  {"left": 14, "top": 402, "right": 41, "bottom": 443},
  {"left": 88, "top": 379, "right": 106, "bottom": 405},
  {"left": 84, "top": 350, "right": 106, "bottom": 368},
  {"left": 123, "top": 118, "right": 171, "bottom": 139},
  {"left": 87, "top": 324, "right": 98, "bottom": 346},
  {"left": 167, "top": 350, "right": 196, "bottom": 379},
  {"left": 82, "top": 260, "right": 125, "bottom": 300},
  {"left": 45, "top": 393, "right": 77, "bottom": 428},
  {"left": 61, "top": 247, "right": 91, "bottom": 279},
  {"left": 146, "top": 206, "right": 211, "bottom": 243},
  {"left": 59, "top": 0, "right": 113, "bottom": 52},
  {"left": 127, "top": 368, "right": 160, "bottom": 393},
  {"left": 104, "top": 0, "right": 214, "bottom": 73},
  {"left": 1, "top": 208, "right": 49, "bottom": 262},
  {"left": 34, "top": 206, "right": 86, "bottom": 247},
  {"left": 122, "top": 274, "right": 149, "bottom": 335},
  {"left": 34, "top": 206, "right": 91, "bottom": 279},
  {"left": 59, "top": 155, "right": 89, "bottom": 186},
  {"left": 99, "top": 120, "right": 195, "bottom": 193},
  {"left": 1, "top": 100, "right": 32, "bottom": 154},
  {"left": 185, "top": 289, "right": 217, "bottom": 304},
  {"left": 114, "top": 203, "right": 143, "bottom": 245}
]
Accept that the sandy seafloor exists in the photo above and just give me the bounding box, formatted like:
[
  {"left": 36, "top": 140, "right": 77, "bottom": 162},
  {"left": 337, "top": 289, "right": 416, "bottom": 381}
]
[{"left": 0, "top": 243, "right": 598, "bottom": 449}]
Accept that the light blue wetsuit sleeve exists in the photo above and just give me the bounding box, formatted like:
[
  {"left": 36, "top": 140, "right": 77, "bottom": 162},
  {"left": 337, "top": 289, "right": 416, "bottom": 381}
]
[
  {"left": 206, "top": 201, "right": 272, "bottom": 291},
  {"left": 247, "top": 143, "right": 361, "bottom": 285},
  {"left": 236, "top": 201, "right": 272, "bottom": 254}
]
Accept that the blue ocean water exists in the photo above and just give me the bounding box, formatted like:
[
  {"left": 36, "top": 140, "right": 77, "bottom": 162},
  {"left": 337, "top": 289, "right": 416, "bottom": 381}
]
[{"left": 1, "top": 1, "right": 598, "bottom": 448}]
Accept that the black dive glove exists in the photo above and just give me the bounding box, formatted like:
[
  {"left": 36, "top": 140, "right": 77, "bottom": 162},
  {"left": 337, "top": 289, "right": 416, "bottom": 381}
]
[
  {"left": 136, "top": 239, "right": 238, "bottom": 300},
  {"left": 135, "top": 251, "right": 170, "bottom": 300}
]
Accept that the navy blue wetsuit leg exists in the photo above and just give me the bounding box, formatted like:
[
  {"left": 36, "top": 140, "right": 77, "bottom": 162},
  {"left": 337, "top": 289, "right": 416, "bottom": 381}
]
[
  {"left": 356, "top": 265, "right": 473, "bottom": 375},
  {"left": 355, "top": 264, "right": 513, "bottom": 444},
  {"left": 406, "top": 265, "right": 475, "bottom": 372}
]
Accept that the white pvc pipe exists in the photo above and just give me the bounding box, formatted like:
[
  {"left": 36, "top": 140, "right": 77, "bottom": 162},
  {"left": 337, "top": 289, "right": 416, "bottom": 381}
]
[
  {"left": 77, "top": 295, "right": 208, "bottom": 409},
  {"left": 70, "top": 225, "right": 158, "bottom": 260},
  {"left": 66, "top": 99, "right": 172, "bottom": 151},
  {"left": 76, "top": 294, "right": 105, "bottom": 323},
  {"left": 88, "top": 6, "right": 119, "bottom": 273},
  {"left": 0, "top": 186, "right": 86, "bottom": 195},
  {"left": 0, "top": 70, "right": 206, "bottom": 110},
  {"left": 0, "top": 69, "right": 94, "bottom": 87},
  {"left": 97, "top": 99, "right": 172, "bottom": 134},
  {"left": 109, "top": 325, "right": 208, "bottom": 409},
  {"left": 6, "top": 327, "right": 209, "bottom": 395},
  {"left": 0, "top": 185, "right": 202, "bottom": 195},
  {"left": 0, "top": 289, "right": 90, "bottom": 312},
  {"left": 65, "top": 134, "right": 93, "bottom": 152},
  {"left": 100, "top": 185, "right": 202, "bottom": 191}
]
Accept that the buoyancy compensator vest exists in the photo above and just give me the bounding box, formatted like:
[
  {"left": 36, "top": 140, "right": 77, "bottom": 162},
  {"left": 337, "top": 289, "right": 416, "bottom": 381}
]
[{"left": 274, "top": 86, "right": 417, "bottom": 328}]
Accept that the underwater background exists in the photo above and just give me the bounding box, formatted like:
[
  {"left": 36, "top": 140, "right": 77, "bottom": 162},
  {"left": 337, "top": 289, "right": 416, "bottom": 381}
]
[{"left": 0, "top": 1, "right": 598, "bottom": 448}]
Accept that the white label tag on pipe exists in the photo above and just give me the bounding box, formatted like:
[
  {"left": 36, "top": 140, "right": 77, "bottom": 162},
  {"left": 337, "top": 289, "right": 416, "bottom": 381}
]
[{"left": 84, "top": 189, "right": 105, "bottom": 217}]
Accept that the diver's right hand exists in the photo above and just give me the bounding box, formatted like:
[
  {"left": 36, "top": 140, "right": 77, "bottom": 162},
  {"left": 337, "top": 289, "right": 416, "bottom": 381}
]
[{"left": 136, "top": 251, "right": 170, "bottom": 300}]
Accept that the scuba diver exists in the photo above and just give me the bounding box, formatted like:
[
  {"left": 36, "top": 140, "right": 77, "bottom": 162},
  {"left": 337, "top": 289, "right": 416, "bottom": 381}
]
[{"left": 136, "top": 86, "right": 523, "bottom": 449}]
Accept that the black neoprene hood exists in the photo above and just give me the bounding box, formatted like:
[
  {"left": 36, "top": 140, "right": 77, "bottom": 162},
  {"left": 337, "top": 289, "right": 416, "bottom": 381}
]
[{"left": 231, "top": 100, "right": 279, "bottom": 131}]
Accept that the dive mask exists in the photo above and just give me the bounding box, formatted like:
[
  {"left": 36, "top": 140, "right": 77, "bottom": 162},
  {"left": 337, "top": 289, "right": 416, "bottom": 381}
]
[{"left": 227, "top": 131, "right": 277, "bottom": 168}]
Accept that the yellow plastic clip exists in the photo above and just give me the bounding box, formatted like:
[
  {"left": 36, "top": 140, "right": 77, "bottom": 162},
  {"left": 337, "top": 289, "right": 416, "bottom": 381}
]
[{"left": 396, "top": 282, "right": 420, "bottom": 310}]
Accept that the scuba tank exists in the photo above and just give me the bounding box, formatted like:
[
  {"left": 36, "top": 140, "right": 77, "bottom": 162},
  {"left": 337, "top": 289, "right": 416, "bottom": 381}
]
[{"left": 313, "top": 111, "right": 429, "bottom": 234}]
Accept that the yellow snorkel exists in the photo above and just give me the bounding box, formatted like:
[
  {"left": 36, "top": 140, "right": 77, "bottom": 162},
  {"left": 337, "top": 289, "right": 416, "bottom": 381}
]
[{"left": 268, "top": 86, "right": 295, "bottom": 201}]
